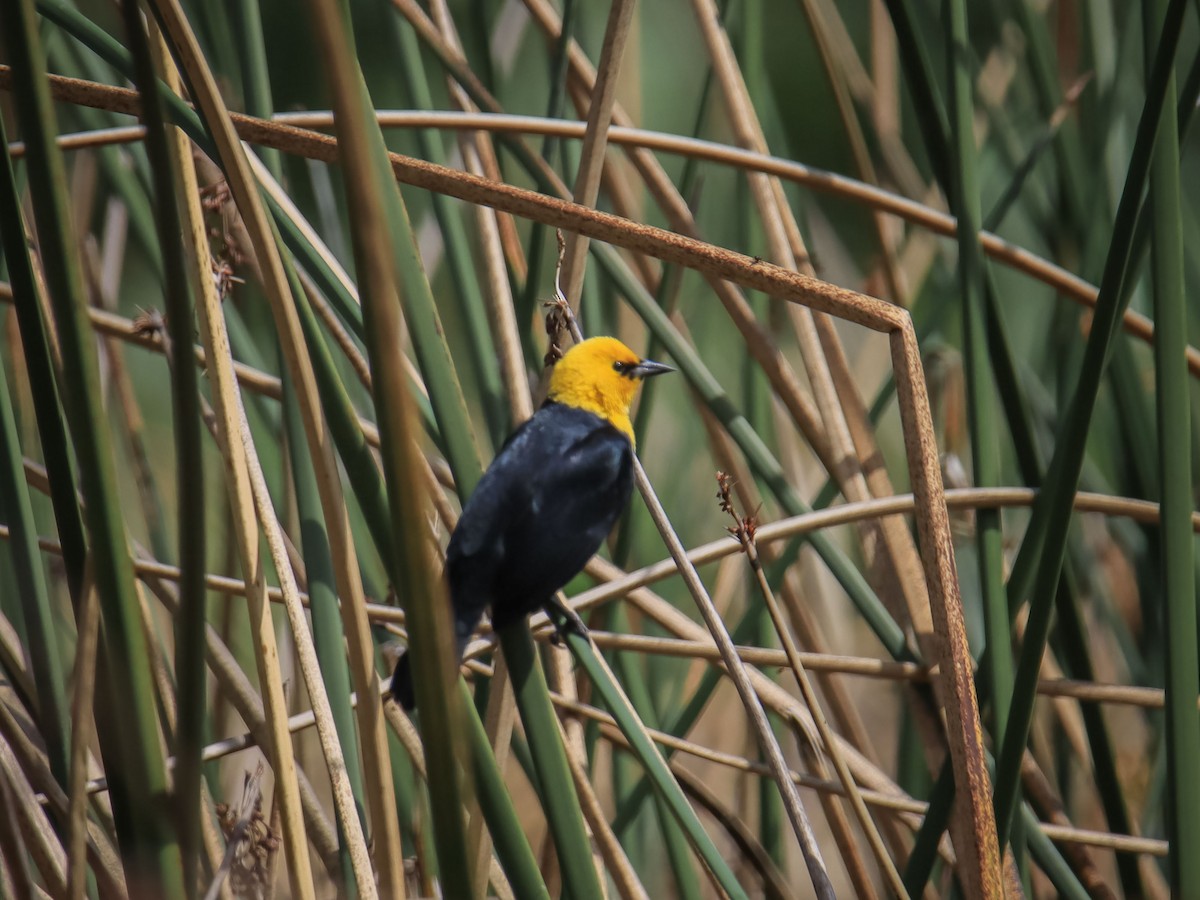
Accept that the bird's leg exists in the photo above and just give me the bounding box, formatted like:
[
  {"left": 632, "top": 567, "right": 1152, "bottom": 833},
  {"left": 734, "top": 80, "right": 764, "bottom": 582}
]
[{"left": 545, "top": 595, "right": 590, "bottom": 646}]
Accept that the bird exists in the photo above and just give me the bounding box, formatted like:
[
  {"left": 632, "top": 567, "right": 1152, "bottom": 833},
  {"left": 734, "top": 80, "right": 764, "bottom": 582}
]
[{"left": 391, "top": 336, "right": 674, "bottom": 710}]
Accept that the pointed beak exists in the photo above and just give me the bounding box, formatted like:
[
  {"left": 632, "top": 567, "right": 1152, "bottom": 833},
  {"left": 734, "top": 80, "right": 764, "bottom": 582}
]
[{"left": 631, "top": 358, "right": 675, "bottom": 379}]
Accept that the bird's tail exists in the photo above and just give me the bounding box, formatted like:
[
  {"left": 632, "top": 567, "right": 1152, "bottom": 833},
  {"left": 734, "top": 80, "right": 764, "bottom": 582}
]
[
  {"left": 389, "top": 609, "right": 482, "bottom": 710},
  {"left": 389, "top": 652, "right": 418, "bottom": 710}
]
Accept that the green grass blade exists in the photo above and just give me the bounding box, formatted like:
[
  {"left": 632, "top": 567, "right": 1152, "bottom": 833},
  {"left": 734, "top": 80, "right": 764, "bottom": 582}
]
[
  {"left": 116, "top": 7, "right": 207, "bottom": 893},
  {"left": 0, "top": 104, "right": 87, "bottom": 612},
  {"left": 1144, "top": 0, "right": 1200, "bottom": 891},
  {"left": 282, "top": 372, "right": 364, "bottom": 898},
  {"left": 0, "top": 311, "right": 72, "bottom": 789},
  {"left": 902, "top": 761, "right": 953, "bottom": 894},
  {"left": 879, "top": 0, "right": 950, "bottom": 184},
  {"left": 609, "top": 608, "right": 761, "bottom": 838},
  {"left": 516, "top": 0, "right": 578, "bottom": 360},
  {"left": 563, "top": 626, "right": 750, "bottom": 900},
  {"left": 0, "top": 122, "right": 72, "bottom": 793},
  {"left": 389, "top": 12, "right": 508, "bottom": 450},
  {"left": 945, "top": 0, "right": 1014, "bottom": 874},
  {"left": 1021, "top": 805, "right": 1091, "bottom": 900},
  {"left": 303, "top": 0, "right": 477, "bottom": 892},
  {"left": 282, "top": 246, "right": 396, "bottom": 574},
  {"left": 610, "top": 607, "right": 703, "bottom": 899},
  {"left": 991, "top": 0, "right": 1190, "bottom": 850},
  {"left": 458, "top": 679, "right": 551, "bottom": 899},
  {"left": 229, "top": 0, "right": 281, "bottom": 179},
  {"left": 499, "top": 626, "right": 605, "bottom": 899},
  {"left": 0, "top": 0, "right": 184, "bottom": 891}
]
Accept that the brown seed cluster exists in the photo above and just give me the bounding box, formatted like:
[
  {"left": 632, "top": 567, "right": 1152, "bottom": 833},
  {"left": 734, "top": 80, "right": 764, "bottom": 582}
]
[
  {"left": 716, "top": 470, "right": 757, "bottom": 544},
  {"left": 198, "top": 180, "right": 245, "bottom": 300},
  {"left": 542, "top": 227, "right": 576, "bottom": 367},
  {"left": 542, "top": 294, "right": 571, "bottom": 367},
  {"left": 215, "top": 795, "right": 280, "bottom": 899},
  {"left": 131, "top": 308, "right": 166, "bottom": 339}
]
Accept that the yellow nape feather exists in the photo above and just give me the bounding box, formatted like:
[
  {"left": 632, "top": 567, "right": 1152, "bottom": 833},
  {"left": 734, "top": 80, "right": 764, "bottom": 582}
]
[{"left": 547, "top": 337, "right": 645, "bottom": 445}]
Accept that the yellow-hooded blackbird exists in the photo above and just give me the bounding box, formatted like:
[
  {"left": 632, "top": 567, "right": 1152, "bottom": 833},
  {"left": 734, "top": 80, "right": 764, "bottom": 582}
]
[{"left": 391, "top": 336, "right": 673, "bottom": 709}]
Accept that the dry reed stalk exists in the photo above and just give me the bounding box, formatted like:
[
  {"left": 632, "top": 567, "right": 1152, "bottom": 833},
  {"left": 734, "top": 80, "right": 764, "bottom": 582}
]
[
  {"left": 138, "top": 571, "right": 343, "bottom": 875},
  {"left": 186, "top": 315, "right": 317, "bottom": 897},
  {"left": 65, "top": 564, "right": 101, "bottom": 900},
  {"left": 9, "top": 78, "right": 1193, "bottom": 378},
  {"left": 889, "top": 323, "right": 1001, "bottom": 897},
  {"left": 152, "top": 0, "right": 399, "bottom": 892},
  {"left": 156, "top": 47, "right": 315, "bottom": 900},
  {"left": 720, "top": 474, "right": 908, "bottom": 897},
  {"left": 0, "top": 731, "right": 66, "bottom": 895},
  {"left": 555, "top": 0, "right": 636, "bottom": 308},
  {"left": 554, "top": 267, "right": 839, "bottom": 893},
  {"left": 797, "top": 0, "right": 907, "bottom": 303},
  {"left": 687, "top": 8, "right": 942, "bottom": 813},
  {"left": 421, "top": 13, "right": 534, "bottom": 890},
  {"left": 555, "top": 716, "right": 648, "bottom": 900},
  {"left": 778, "top": 569, "right": 919, "bottom": 869}
]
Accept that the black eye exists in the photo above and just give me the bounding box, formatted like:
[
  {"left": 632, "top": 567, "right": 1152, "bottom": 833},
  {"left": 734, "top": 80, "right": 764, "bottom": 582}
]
[{"left": 612, "top": 361, "right": 626, "bottom": 372}]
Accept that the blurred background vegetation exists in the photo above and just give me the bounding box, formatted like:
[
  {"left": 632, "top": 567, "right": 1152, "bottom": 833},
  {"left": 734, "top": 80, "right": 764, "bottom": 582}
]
[{"left": 0, "top": 0, "right": 1199, "bottom": 897}]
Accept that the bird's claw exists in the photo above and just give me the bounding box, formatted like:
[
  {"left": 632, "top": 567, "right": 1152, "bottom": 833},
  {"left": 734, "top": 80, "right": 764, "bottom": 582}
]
[{"left": 546, "top": 597, "right": 589, "bottom": 645}]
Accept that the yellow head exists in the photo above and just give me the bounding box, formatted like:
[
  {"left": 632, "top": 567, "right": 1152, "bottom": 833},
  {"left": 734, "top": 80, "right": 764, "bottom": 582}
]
[{"left": 547, "top": 337, "right": 674, "bottom": 445}]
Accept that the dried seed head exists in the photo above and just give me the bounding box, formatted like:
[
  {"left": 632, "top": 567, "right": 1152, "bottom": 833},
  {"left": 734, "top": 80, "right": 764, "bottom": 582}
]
[
  {"left": 131, "top": 308, "right": 165, "bottom": 339},
  {"left": 217, "top": 771, "right": 278, "bottom": 900},
  {"left": 715, "top": 471, "right": 759, "bottom": 547},
  {"left": 715, "top": 470, "right": 735, "bottom": 516},
  {"left": 198, "top": 180, "right": 231, "bottom": 212}
]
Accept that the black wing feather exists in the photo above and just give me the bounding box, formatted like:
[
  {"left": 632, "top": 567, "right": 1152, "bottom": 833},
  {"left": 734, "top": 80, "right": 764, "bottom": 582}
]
[
  {"left": 391, "top": 402, "right": 633, "bottom": 709},
  {"left": 448, "top": 403, "right": 633, "bottom": 629}
]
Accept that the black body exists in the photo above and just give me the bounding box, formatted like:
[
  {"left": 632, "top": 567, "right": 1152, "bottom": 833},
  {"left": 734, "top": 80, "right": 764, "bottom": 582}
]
[{"left": 391, "top": 401, "right": 635, "bottom": 709}]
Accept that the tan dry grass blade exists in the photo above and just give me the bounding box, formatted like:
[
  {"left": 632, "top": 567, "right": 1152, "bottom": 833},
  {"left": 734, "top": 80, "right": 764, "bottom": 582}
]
[
  {"left": 155, "top": 84, "right": 319, "bottom": 900},
  {"left": 721, "top": 482, "right": 909, "bottom": 898},
  {"left": 631, "top": 459, "right": 837, "bottom": 895},
  {"left": 10, "top": 83, "right": 1199, "bottom": 377},
  {"left": 472, "top": 651, "right": 517, "bottom": 897},
  {"left": 147, "top": 2, "right": 394, "bottom": 895},
  {"left": 243, "top": 153, "right": 407, "bottom": 897},
  {"left": 0, "top": 678, "right": 125, "bottom": 899},
  {"left": 890, "top": 322, "right": 1002, "bottom": 897},
  {"left": 553, "top": 279, "right": 836, "bottom": 888},
  {"left": 0, "top": 731, "right": 65, "bottom": 895},
  {"left": 796, "top": 0, "right": 906, "bottom": 303},
  {"left": 685, "top": 0, "right": 935, "bottom": 759},
  {"left": 558, "top": 0, "right": 637, "bottom": 307},
  {"left": 415, "top": 13, "right": 531, "bottom": 886},
  {"left": 460, "top": 138, "right": 531, "bottom": 422},
  {"left": 555, "top": 716, "right": 649, "bottom": 900},
  {"left": 250, "top": 153, "right": 427, "bottom": 396},
  {"left": 65, "top": 574, "right": 100, "bottom": 900},
  {"left": 139, "top": 569, "right": 343, "bottom": 874},
  {"left": 178, "top": 149, "right": 317, "bottom": 900},
  {"left": 423, "top": 0, "right": 529, "bottom": 283}
]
